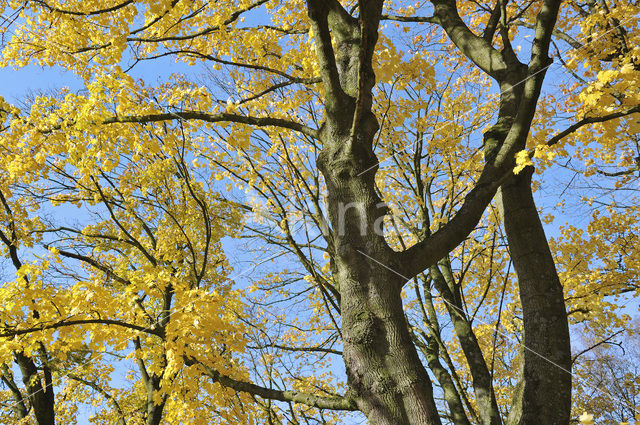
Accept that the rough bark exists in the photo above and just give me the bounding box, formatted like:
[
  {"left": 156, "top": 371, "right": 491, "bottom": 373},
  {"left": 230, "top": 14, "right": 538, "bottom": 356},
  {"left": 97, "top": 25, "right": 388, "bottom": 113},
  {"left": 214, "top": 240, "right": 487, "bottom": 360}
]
[
  {"left": 15, "top": 352, "right": 55, "bottom": 425},
  {"left": 336, "top": 259, "right": 443, "bottom": 424},
  {"left": 499, "top": 169, "right": 571, "bottom": 425},
  {"left": 497, "top": 0, "right": 571, "bottom": 421},
  {"left": 317, "top": 78, "right": 444, "bottom": 425},
  {"left": 305, "top": 1, "right": 445, "bottom": 423}
]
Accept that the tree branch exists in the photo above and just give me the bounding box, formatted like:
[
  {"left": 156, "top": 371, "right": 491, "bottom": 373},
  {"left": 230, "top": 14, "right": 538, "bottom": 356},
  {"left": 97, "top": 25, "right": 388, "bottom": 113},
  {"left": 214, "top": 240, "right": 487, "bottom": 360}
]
[
  {"left": 103, "top": 111, "right": 320, "bottom": 139},
  {"left": 169, "top": 50, "right": 320, "bottom": 84},
  {"left": 398, "top": 163, "right": 514, "bottom": 279},
  {"left": 305, "top": 0, "right": 354, "bottom": 110},
  {"left": 54, "top": 247, "right": 131, "bottom": 286},
  {"left": 194, "top": 360, "right": 357, "bottom": 410},
  {"left": 571, "top": 329, "right": 625, "bottom": 365},
  {"left": 127, "top": 0, "right": 269, "bottom": 42},
  {"left": 247, "top": 343, "right": 342, "bottom": 356},
  {"left": 33, "top": 0, "right": 133, "bottom": 16},
  {"left": 431, "top": 0, "right": 509, "bottom": 78},
  {"left": 512, "top": 19, "right": 582, "bottom": 49},
  {"left": 546, "top": 105, "right": 640, "bottom": 147},
  {"left": 0, "top": 319, "right": 164, "bottom": 338},
  {"left": 0, "top": 366, "right": 29, "bottom": 419},
  {"left": 68, "top": 374, "right": 127, "bottom": 425},
  {"left": 380, "top": 14, "right": 439, "bottom": 24},
  {"left": 401, "top": 0, "right": 564, "bottom": 279}
]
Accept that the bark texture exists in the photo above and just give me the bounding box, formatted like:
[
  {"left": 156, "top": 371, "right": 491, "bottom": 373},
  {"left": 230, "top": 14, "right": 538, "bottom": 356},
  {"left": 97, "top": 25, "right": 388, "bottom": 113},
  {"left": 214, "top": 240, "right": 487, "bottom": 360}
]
[
  {"left": 15, "top": 351, "right": 55, "bottom": 425},
  {"left": 500, "top": 169, "right": 572, "bottom": 425},
  {"left": 305, "top": 1, "right": 445, "bottom": 422},
  {"left": 305, "top": 0, "right": 568, "bottom": 423}
]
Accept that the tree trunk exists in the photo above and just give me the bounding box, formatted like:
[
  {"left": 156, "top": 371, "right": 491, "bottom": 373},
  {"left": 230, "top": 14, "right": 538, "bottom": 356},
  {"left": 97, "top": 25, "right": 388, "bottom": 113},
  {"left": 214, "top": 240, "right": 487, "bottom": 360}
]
[
  {"left": 15, "top": 351, "right": 55, "bottom": 425},
  {"left": 318, "top": 115, "right": 443, "bottom": 424},
  {"left": 306, "top": 0, "right": 446, "bottom": 419},
  {"left": 430, "top": 263, "right": 502, "bottom": 425},
  {"left": 499, "top": 168, "right": 571, "bottom": 425},
  {"left": 339, "top": 266, "right": 444, "bottom": 425}
]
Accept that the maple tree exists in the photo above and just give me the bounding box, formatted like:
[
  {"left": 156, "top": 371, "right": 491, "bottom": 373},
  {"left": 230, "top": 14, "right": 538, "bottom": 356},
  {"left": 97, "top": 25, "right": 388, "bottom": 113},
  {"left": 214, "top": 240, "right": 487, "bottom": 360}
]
[{"left": 0, "top": 0, "right": 639, "bottom": 424}]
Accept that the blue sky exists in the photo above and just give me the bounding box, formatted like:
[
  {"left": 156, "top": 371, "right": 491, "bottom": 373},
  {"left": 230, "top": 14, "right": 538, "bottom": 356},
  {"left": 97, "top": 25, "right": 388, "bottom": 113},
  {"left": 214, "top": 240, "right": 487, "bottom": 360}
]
[{"left": 1, "top": 5, "right": 638, "bottom": 423}]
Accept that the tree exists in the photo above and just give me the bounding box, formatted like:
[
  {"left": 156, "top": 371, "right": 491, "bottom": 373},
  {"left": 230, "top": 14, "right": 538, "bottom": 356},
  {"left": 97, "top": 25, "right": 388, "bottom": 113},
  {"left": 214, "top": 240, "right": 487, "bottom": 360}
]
[
  {"left": 573, "top": 320, "right": 640, "bottom": 425},
  {"left": 0, "top": 0, "right": 639, "bottom": 424}
]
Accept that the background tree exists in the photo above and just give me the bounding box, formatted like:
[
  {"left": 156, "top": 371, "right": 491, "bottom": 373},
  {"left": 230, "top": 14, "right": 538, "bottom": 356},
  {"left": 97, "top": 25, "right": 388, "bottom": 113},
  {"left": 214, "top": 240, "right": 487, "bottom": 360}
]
[{"left": 572, "top": 320, "right": 640, "bottom": 425}]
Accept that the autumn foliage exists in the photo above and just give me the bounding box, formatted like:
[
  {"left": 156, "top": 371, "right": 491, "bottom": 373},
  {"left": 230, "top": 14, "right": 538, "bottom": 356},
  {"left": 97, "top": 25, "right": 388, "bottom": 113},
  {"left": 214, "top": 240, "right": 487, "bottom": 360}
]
[{"left": 0, "top": 0, "right": 639, "bottom": 424}]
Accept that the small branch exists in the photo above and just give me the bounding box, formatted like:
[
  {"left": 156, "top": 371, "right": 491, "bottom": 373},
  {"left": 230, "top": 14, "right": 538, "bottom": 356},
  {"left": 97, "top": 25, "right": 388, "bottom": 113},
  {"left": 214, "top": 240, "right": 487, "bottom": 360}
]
[
  {"left": 512, "top": 19, "right": 582, "bottom": 49},
  {"left": 54, "top": 247, "right": 131, "bottom": 285},
  {"left": 594, "top": 166, "right": 639, "bottom": 177},
  {"left": 380, "top": 14, "right": 439, "bottom": 24},
  {"left": 128, "top": 0, "right": 269, "bottom": 43},
  {"left": 247, "top": 343, "right": 342, "bottom": 355},
  {"left": 68, "top": 374, "right": 127, "bottom": 425},
  {"left": 546, "top": 105, "right": 640, "bottom": 147},
  {"left": 571, "top": 329, "right": 625, "bottom": 364},
  {"left": 144, "top": 49, "right": 319, "bottom": 85},
  {"left": 33, "top": 0, "right": 133, "bottom": 16}
]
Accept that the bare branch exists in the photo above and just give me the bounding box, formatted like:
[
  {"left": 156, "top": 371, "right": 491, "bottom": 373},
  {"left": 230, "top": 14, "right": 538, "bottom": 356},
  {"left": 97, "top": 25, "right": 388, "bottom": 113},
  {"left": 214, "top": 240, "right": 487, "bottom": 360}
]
[
  {"left": 546, "top": 106, "right": 640, "bottom": 147},
  {"left": 32, "top": 0, "right": 133, "bottom": 16}
]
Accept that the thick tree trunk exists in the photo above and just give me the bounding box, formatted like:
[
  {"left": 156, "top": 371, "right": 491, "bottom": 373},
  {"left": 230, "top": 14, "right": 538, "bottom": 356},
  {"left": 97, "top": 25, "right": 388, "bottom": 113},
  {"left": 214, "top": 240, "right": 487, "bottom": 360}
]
[
  {"left": 306, "top": 1, "right": 445, "bottom": 421},
  {"left": 318, "top": 117, "right": 442, "bottom": 424},
  {"left": 15, "top": 351, "right": 55, "bottom": 425},
  {"left": 499, "top": 169, "right": 571, "bottom": 425},
  {"left": 339, "top": 267, "right": 443, "bottom": 425},
  {"left": 307, "top": 1, "right": 564, "bottom": 423}
]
